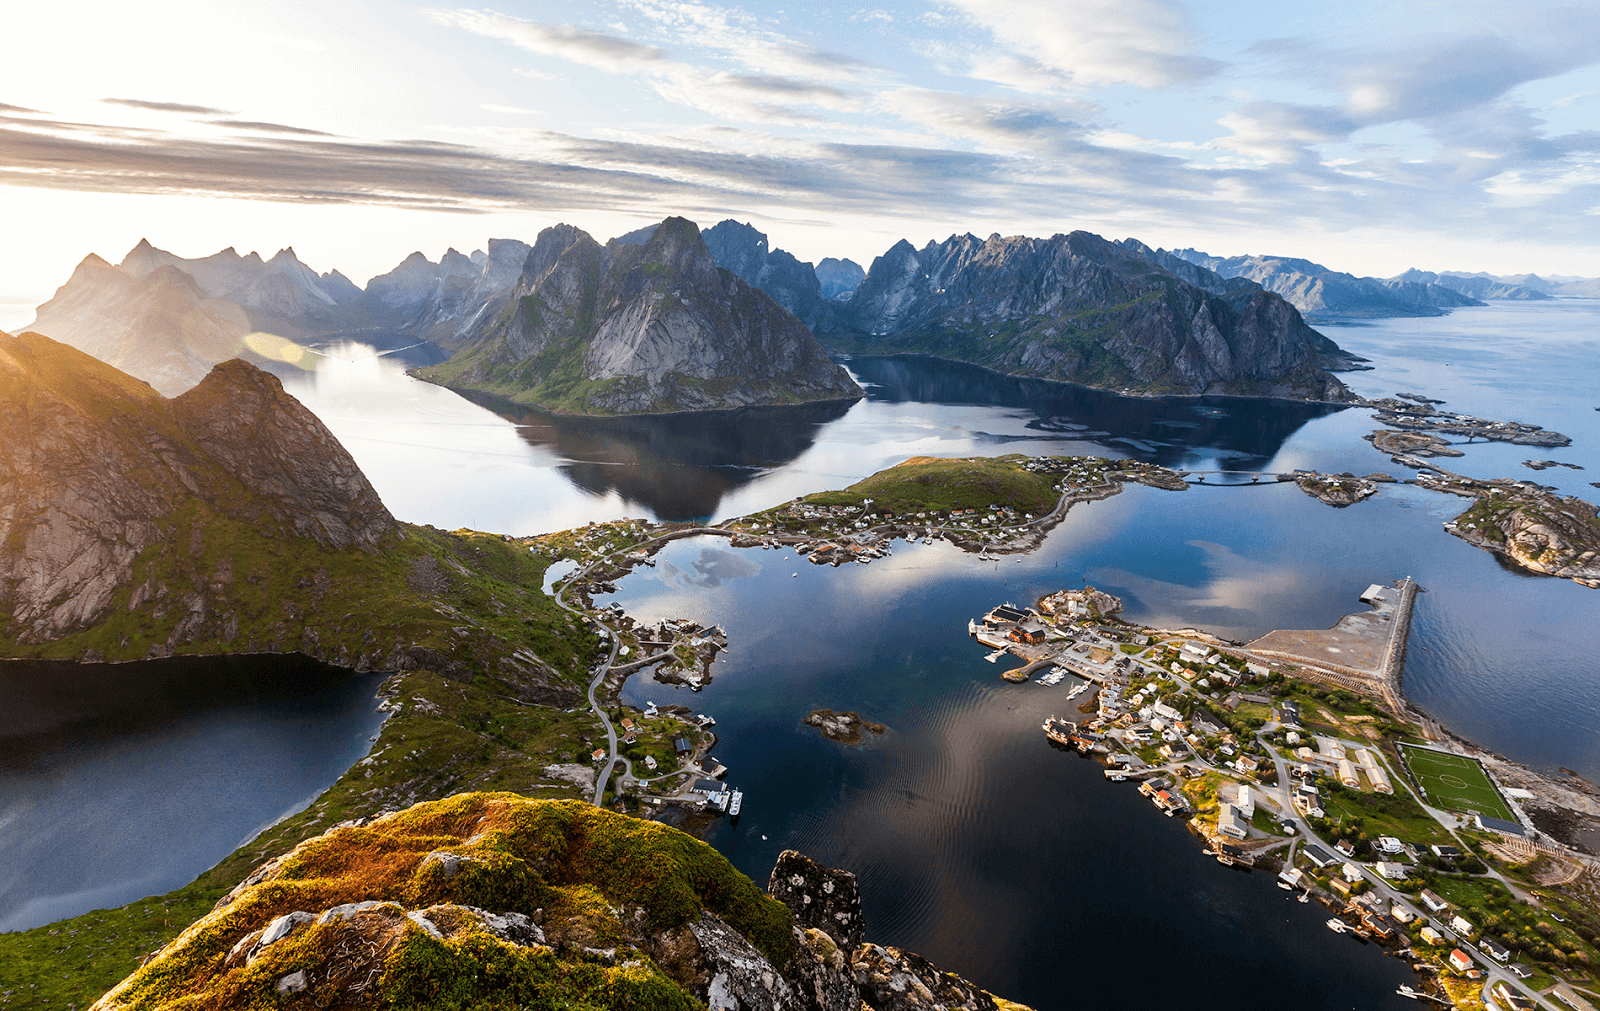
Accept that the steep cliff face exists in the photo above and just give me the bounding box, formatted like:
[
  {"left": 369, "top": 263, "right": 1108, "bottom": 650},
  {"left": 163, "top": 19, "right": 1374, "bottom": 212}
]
[
  {"left": 90, "top": 795, "right": 1028, "bottom": 1011},
  {"left": 832, "top": 230, "right": 1359, "bottom": 400},
  {"left": 0, "top": 332, "right": 392, "bottom": 644},
  {"left": 701, "top": 219, "right": 837, "bottom": 329},
  {"left": 1169, "top": 248, "right": 1483, "bottom": 317},
  {"left": 418, "top": 217, "right": 862, "bottom": 415}
]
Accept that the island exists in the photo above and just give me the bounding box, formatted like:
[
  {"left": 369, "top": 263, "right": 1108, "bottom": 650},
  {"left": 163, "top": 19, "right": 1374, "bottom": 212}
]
[{"left": 804, "top": 709, "right": 887, "bottom": 744}]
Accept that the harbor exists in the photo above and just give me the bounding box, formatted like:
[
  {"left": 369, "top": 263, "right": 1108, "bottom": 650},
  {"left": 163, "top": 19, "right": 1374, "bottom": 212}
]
[{"left": 967, "top": 580, "right": 1591, "bottom": 1011}]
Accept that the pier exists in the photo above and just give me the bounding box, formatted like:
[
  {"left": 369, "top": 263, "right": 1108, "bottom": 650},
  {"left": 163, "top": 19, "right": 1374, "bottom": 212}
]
[{"left": 1242, "top": 577, "right": 1419, "bottom": 718}]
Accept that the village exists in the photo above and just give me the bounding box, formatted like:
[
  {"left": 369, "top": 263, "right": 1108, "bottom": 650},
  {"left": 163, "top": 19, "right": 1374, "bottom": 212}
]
[
  {"left": 971, "top": 585, "right": 1600, "bottom": 1011},
  {"left": 526, "top": 454, "right": 1600, "bottom": 1011}
]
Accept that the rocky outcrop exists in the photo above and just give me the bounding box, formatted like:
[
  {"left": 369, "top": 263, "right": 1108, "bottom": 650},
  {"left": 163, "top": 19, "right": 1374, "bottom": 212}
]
[
  {"left": 828, "top": 230, "right": 1360, "bottom": 400},
  {"left": 417, "top": 216, "right": 863, "bottom": 415},
  {"left": 1449, "top": 488, "right": 1600, "bottom": 589},
  {"left": 852, "top": 944, "right": 999, "bottom": 1011},
  {"left": 803, "top": 709, "right": 887, "bottom": 745},
  {"left": 90, "top": 795, "right": 1028, "bottom": 1011},
  {"left": 1168, "top": 248, "right": 1484, "bottom": 318},
  {"left": 1292, "top": 471, "right": 1380, "bottom": 507},
  {"left": 0, "top": 332, "right": 393, "bottom": 642},
  {"left": 768, "top": 850, "right": 865, "bottom": 949}
]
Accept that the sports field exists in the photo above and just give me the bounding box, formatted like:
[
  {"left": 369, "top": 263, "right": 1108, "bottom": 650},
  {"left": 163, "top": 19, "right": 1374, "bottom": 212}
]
[{"left": 1398, "top": 744, "right": 1516, "bottom": 821}]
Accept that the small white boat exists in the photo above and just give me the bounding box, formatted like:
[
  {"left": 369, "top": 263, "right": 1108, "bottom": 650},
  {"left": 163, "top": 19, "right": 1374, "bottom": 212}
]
[
  {"left": 728, "top": 790, "right": 744, "bottom": 816},
  {"left": 1326, "top": 918, "right": 1348, "bottom": 934}
]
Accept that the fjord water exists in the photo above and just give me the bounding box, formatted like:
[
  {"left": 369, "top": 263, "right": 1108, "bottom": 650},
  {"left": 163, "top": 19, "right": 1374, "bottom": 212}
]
[
  {"left": 0, "top": 656, "right": 386, "bottom": 932},
  {"left": 4, "top": 296, "right": 1594, "bottom": 1006}
]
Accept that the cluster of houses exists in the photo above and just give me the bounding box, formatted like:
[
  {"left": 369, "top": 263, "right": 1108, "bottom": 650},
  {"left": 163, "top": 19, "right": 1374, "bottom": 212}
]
[{"left": 1290, "top": 735, "right": 1394, "bottom": 794}]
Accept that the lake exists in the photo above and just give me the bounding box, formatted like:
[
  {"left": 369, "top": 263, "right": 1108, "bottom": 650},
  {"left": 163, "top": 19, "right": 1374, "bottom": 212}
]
[{"left": 0, "top": 655, "right": 387, "bottom": 932}]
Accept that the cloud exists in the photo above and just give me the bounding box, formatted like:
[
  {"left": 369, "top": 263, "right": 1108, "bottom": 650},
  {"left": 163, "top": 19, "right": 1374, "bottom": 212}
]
[
  {"left": 938, "top": 0, "right": 1223, "bottom": 91},
  {"left": 425, "top": 9, "right": 669, "bottom": 74},
  {"left": 102, "top": 98, "right": 234, "bottom": 116},
  {"left": 479, "top": 104, "right": 544, "bottom": 116},
  {"left": 0, "top": 102, "right": 41, "bottom": 114},
  {"left": 211, "top": 120, "right": 333, "bottom": 136}
]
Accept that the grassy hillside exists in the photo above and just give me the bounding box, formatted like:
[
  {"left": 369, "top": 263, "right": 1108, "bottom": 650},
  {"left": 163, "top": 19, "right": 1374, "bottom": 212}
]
[
  {"left": 802, "top": 454, "right": 1063, "bottom": 516},
  {"left": 92, "top": 794, "right": 793, "bottom": 1011}
]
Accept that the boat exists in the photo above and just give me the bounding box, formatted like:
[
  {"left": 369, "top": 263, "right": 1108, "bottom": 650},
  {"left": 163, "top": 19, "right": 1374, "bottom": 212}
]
[
  {"left": 1326, "top": 918, "right": 1348, "bottom": 933},
  {"left": 1066, "top": 683, "right": 1089, "bottom": 700},
  {"left": 984, "top": 649, "right": 1008, "bottom": 663},
  {"left": 1277, "top": 881, "right": 1292, "bottom": 890},
  {"left": 1043, "top": 716, "right": 1076, "bottom": 745},
  {"left": 728, "top": 790, "right": 744, "bottom": 816},
  {"left": 1298, "top": 891, "right": 1310, "bottom": 903}
]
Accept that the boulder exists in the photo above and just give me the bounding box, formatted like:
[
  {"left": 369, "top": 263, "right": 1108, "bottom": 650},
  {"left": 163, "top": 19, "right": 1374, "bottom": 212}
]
[
  {"left": 767, "top": 850, "right": 864, "bottom": 949},
  {"left": 851, "top": 944, "right": 998, "bottom": 1011},
  {"left": 687, "top": 911, "right": 804, "bottom": 1011}
]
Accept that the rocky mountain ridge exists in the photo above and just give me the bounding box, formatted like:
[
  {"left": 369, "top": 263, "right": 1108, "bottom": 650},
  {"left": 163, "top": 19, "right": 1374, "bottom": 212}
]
[
  {"left": 415, "top": 217, "right": 862, "bottom": 414},
  {"left": 821, "top": 229, "right": 1362, "bottom": 400},
  {"left": 90, "top": 794, "right": 1029, "bottom": 1011},
  {"left": 1389, "top": 268, "right": 1550, "bottom": 301},
  {"left": 1169, "top": 248, "right": 1484, "bottom": 318},
  {"left": 0, "top": 331, "right": 392, "bottom": 643},
  {"left": 0, "top": 333, "right": 589, "bottom": 704}
]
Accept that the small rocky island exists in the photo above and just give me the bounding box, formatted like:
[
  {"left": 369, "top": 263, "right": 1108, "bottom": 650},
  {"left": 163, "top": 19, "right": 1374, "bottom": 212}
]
[
  {"left": 804, "top": 709, "right": 887, "bottom": 744},
  {"left": 1290, "top": 470, "right": 1388, "bottom": 507},
  {"left": 1368, "top": 397, "right": 1570, "bottom": 447}
]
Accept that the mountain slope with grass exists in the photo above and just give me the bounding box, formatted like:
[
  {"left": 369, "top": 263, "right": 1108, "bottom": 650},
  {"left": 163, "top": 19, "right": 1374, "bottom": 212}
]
[{"left": 0, "top": 331, "right": 590, "bottom": 703}]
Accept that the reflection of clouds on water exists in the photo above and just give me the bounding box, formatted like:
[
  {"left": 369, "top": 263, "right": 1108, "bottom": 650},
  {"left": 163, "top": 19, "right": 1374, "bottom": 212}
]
[
  {"left": 1088, "top": 538, "right": 1309, "bottom": 639},
  {"left": 658, "top": 549, "right": 762, "bottom": 589}
]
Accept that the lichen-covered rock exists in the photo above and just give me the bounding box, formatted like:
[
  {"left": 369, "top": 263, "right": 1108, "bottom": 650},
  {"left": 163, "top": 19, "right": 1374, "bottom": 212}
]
[
  {"left": 1451, "top": 489, "right": 1600, "bottom": 588},
  {"left": 768, "top": 849, "right": 865, "bottom": 949},
  {"left": 90, "top": 795, "right": 794, "bottom": 1011},
  {"left": 851, "top": 943, "right": 999, "bottom": 1011},
  {"left": 787, "top": 926, "right": 861, "bottom": 1011},
  {"left": 689, "top": 911, "right": 805, "bottom": 1011}
]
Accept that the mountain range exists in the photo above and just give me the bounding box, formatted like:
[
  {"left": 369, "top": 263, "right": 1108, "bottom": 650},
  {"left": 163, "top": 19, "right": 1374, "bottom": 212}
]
[{"left": 25, "top": 216, "right": 1596, "bottom": 410}]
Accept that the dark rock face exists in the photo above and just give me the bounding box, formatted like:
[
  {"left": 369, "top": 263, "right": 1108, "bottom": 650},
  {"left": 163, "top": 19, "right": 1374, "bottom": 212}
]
[
  {"left": 420, "top": 217, "right": 862, "bottom": 415},
  {"left": 767, "top": 850, "right": 865, "bottom": 949},
  {"left": 701, "top": 220, "right": 836, "bottom": 329},
  {"left": 852, "top": 944, "right": 999, "bottom": 1011},
  {"left": 832, "top": 230, "right": 1359, "bottom": 400},
  {"left": 0, "top": 333, "right": 393, "bottom": 641}
]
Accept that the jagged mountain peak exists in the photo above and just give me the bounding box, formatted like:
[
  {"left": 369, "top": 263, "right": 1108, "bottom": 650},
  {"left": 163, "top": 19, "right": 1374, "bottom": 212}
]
[
  {"left": 0, "top": 336, "right": 393, "bottom": 642},
  {"left": 419, "top": 215, "right": 861, "bottom": 414}
]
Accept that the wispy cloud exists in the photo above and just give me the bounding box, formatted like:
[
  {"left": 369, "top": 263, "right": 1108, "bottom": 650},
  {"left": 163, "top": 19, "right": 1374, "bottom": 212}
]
[
  {"left": 211, "top": 119, "right": 332, "bottom": 136},
  {"left": 937, "top": 0, "right": 1223, "bottom": 91},
  {"left": 102, "top": 98, "right": 234, "bottom": 116}
]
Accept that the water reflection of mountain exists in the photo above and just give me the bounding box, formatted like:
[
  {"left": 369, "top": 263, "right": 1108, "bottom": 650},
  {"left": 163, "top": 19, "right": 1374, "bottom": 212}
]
[
  {"left": 847, "top": 354, "right": 1347, "bottom": 467},
  {"left": 456, "top": 392, "right": 856, "bottom": 521}
]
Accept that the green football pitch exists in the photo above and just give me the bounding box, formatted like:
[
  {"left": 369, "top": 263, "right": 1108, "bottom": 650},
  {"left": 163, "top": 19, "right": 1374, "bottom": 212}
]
[{"left": 1398, "top": 744, "right": 1515, "bottom": 821}]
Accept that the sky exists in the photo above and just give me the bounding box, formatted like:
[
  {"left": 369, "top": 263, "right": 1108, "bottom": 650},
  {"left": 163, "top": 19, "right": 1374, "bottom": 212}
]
[{"left": 2, "top": 0, "right": 1598, "bottom": 328}]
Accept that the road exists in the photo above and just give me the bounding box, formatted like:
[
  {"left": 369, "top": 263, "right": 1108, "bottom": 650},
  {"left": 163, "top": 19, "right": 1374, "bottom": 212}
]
[{"left": 551, "top": 561, "right": 620, "bottom": 805}]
